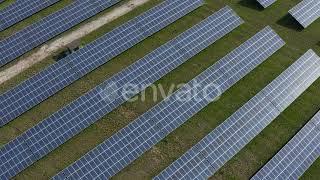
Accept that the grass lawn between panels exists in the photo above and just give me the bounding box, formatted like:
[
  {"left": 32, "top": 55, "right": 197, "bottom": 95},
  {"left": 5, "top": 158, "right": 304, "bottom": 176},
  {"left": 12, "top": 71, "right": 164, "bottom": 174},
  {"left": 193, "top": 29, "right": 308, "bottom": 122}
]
[{"left": 0, "top": 0, "right": 320, "bottom": 179}]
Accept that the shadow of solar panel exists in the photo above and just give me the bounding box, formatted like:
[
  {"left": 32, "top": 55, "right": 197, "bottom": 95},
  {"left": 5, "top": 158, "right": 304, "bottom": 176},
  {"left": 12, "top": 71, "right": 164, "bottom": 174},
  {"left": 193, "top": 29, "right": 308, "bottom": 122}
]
[
  {"left": 257, "top": 0, "right": 276, "bottom": 8},
  {"left": 0, "top": 0, "right": 61, "bottom": 31},
  {"left": 0, "top": 0, "right": 121, "bottom": 66},
  {"left": 52, "top": 25, "right": 285, "bottom": 180},
  {"left": 155, "top": 50, "right": 320, "bottom": 180},
  {"left": 0, "top": 0, "right": 203, "bottom": 126},
  {"left": 289, "top": 0, "right": 320, "bottom": 28},
  {"left": 0, "top": 3, "right": 243, "bottom": 179},
  {"left": 252, "top": 111, "right": 320, "bottom": 180}
]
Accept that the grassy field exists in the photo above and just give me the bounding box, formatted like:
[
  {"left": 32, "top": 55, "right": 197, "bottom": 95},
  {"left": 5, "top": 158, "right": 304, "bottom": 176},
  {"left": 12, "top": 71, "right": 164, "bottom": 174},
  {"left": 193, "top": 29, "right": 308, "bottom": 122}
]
[{"left": 0, "top": 0, "right": 320, "bottom": 179}]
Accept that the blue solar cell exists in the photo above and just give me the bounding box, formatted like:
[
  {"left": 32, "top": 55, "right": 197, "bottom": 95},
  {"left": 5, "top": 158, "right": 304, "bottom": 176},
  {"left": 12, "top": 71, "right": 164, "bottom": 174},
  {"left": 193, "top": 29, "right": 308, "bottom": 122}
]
[
  {"left": 52, "top": 25, "right": 285, "bottom": 179},
  {"left": 0, "top": 0, "right": 61, "bottom": 31},
  {"left": 0, "top": 135, "right": 37, "bottom": 179},
  {"left": 252, "top": 111, "right": 320, "bottom": 179},
  {"left": 0, "top": 0, "right": 121, "bottom": 66},
  {"left": 0, "top": 1, "right": 213, "bottom": 179},
  {"left": 257, "top": 0, "right": 276, "bottom": 8},
  {"left": 155, "top": 50, "right": 320, "bottom": 180},
  {"left": 289, "top": 0, "right": 320, "bottom": 28},
  {"left": 0, "top": 0, "right": 203, "bottom": 126}
]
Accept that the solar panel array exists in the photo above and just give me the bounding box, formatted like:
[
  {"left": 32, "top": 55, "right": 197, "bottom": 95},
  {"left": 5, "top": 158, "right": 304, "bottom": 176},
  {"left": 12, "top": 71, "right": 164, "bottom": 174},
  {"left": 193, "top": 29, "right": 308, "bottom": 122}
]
[
  {"left": 52, "top": 26, "right": 284, "bottom": 179},
  {"left": 0, "top": 4, "right": 243, "bottom": 179},
  {"left": 0, "top": 0, "right": 61, "bottom": 31},
  {"left": 289, "top": 0, "right": 320, "bottom": 28},
  {"left": 0, "top": 0, "right": 121, "bottom": 67},
  {"left": 154, "top": 50, "right": 320, "bottom": 180},
  {"left": 257, "top": 0, "right": 276, "bottom": 8},
  {"left": 252, "top": 111, "right": 320, "bottom": 180},
  {"left": 0, "top": 0, "right": 203, "bottom": 127}
]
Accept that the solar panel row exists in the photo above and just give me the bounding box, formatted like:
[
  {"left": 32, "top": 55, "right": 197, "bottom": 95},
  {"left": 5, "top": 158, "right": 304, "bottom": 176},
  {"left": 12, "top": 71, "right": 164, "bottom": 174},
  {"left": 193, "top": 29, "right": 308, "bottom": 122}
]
[
  {"left": 257, "top": 0, "right": 276, "bottom": 8},
  {"left": 252, "top": 110, "right": 320, "bottom": 180},
  {"left": 0, "top": 0, "right": 61, "bottom": 31},
  {"left": 0, "top": 0, "right": 121, "bottom": 67},
  {"left": 0, "top": 0, "right": 203, "bottom": 126},
  {"left": 154, "top": 49, "right": 320, "bottom": 180},
  {"left": 0, "top": 0, "right": 319, "bottom": 179},
  {"left": 289, "top": 0, "right": 320, "bottom": 28},
  {"left": 1, "top": 3, "right": 240, "bottom": 179},
  {"left": 52, "top": 25, "right": 285, "bottom": 180}
]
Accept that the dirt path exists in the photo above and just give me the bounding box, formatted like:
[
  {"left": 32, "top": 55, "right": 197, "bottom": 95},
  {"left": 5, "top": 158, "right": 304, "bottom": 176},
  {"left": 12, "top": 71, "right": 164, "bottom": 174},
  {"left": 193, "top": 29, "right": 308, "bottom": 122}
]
[{"left": 0, "top": 0, "right": 150, "bottom": 85}]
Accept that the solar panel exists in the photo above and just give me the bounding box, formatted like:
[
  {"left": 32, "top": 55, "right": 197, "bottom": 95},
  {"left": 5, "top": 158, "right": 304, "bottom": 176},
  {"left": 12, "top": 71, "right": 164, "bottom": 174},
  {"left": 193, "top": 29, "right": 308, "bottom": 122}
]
[
  {"left": 0, "top": 0, "right": 121, "bottom": 67},
  {"left": 289, "top": 0, "right": 320, "bottom": 28},
  {"left": 0, "top": 0, "right": 61, "bottom": 31},
  {"left": 0, "top": 0, "right": 203, "bottom": 126},
  {"left": 52, "top": 26, "right": 283, "bottom": 179},
  {"left": 252, "top": 111, "right": 320, "bottom": 179},
  {"left": 154, "top": 50, "right": 320, "bottom": 180},
  {"left": 257, "top": 0, "right": 276, "bottom": 8},
  {"left": 0, "top": 5, "right": 242, "bottom": 179}
]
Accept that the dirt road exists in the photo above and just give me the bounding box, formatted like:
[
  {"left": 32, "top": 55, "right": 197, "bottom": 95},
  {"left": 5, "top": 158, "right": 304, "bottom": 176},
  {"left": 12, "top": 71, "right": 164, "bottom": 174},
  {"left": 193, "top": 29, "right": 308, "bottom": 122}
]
[{"left": 0, "top": 0, "right": 150, "bottom": 85}]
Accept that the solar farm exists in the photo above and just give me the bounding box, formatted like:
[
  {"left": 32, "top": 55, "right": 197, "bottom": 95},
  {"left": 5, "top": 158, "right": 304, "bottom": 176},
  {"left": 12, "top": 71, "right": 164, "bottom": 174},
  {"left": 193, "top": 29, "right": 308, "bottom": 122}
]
[{"left": 0, "top": 0, "right": 320, "bottom": 179}]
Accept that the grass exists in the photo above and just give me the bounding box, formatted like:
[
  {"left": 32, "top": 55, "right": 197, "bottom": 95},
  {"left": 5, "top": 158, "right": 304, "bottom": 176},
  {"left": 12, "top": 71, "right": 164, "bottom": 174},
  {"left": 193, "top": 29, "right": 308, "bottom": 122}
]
[
  {"left": 0, "top": 0, "right": 320, "bottom": 179},
  {"left": 0, "top": 0, "right": 15, "bottom": 10},
  {"left": 0, "top": 0, "right": 73, "bottom": 39},
  {"left": 0, "top": 0, "right": 138, "bottom": 71}
]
